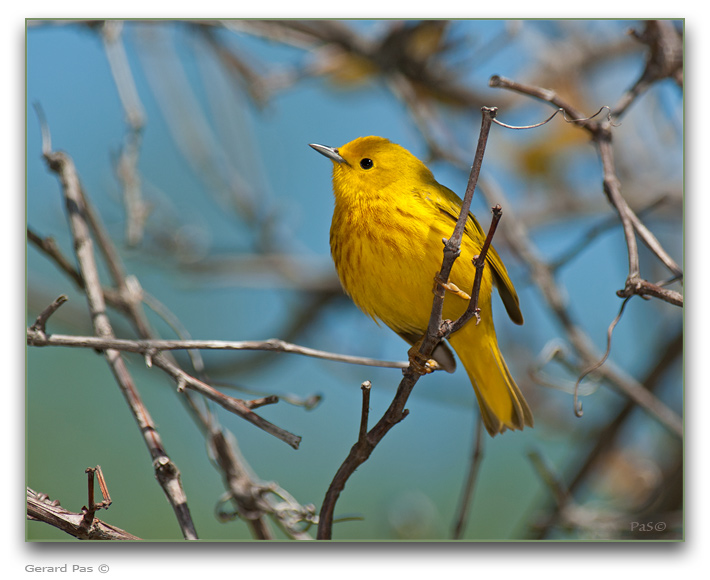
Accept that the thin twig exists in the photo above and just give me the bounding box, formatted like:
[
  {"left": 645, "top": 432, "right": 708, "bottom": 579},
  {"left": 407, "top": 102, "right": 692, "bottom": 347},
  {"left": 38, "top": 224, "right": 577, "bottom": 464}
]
[
  {"left": 85, "top": 465, "right": 112, "bottom": 511},
  {"left": 446, "top": 204, "right": 503, "bottom": 333},
  {"left": 451, "top": 416, "right": 485, "bottom": 539},
  {"left": 489, "top": 75, "right": 590, "bottom": 128},
  {"left": 27, "top": 229, "right": 83, "bottom": 288},
  {"left": 549, "top": 194, "right": 671, "bottom": 272},
  {"left": 573, "top": 297, "right": 632, "bottom": 417},
  {"left": 26, "top": 331, "right": 409, "bottom": 370},
  {"left": 144, "top": 352, "right": 301, "bottom": 448},
  {"left": 209, "top": 429, "right": 316, "bottom": 540},
  {"left": 29, "top": 295, "right": 68, "bottom": 334},
  {"left": 617, "top": 277, "right": 683, "bottom": 306},
  {"left": 80, "top": 465, "right": 112, "bottom": 533},
  {"left": 425, "top": 107, "right": 498, "bottom": 345},
  {"left": 491, "top": 105, "right": 613, "bottom": 130},
  {"left": 613, "top": 21, "right": 683, "bottom": 119},
  {"left": 527, "top": 449, "right": 571, "bottom": 509},
  {"left": 102, "top": 20, "right": 149, "bottom": 246},
  {"left": 27, "top": 228, "right": 126, "bottom": 310}
]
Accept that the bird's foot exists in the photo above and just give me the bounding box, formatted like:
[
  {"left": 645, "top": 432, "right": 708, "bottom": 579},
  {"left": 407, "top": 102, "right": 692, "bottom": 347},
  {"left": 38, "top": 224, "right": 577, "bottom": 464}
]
[{"left": 407, "top": 344, "right": 440, "bottom": 375}]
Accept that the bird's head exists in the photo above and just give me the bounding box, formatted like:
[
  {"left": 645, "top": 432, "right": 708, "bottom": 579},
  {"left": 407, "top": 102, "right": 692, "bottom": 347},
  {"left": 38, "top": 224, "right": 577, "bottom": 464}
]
[{"left": 310, "top": 136, "right": 436, "bottom": 201}]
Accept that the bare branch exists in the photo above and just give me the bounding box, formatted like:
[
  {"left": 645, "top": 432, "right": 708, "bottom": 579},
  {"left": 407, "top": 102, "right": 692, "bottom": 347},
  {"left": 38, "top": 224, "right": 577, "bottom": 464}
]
[
  {"left": 27, "top": 228, "right": 126, "bottom": 310},
  {"left": 32, "top": 109, "right": 313, "bottom": 533},
  {"left": 29, "top": 295, "right": 68, "bottom": 335},
  {"left": 617, "top": 276, "right": 683, "bottom": 306},
  {"left": 489, "top": 74, "right": 682, "bottom": 305},
  {"left": 317, "top": 107, "right": 502, "bottom": 540},
  {"left": 209, "top": 428, "right": 317, "bottom": 539},
  {"left": 613, "top": 21, "right": 683, "bottom": 118},
  {"left": 478, "top": 176, "right": 682, "bottom": 437},
  {"left": 39, "top": 122, "right": 198, "bottom": 540},
  {"left": 27, "top": 488, "right": 141, "bottom": 541},
  {"left": 151, "top": 353, "right": 302, "bottom": 449},
  {"left": 358, "top": 381, "right": 372, "bottom": 444},
  {"left": 528, "top": 331, "right": 682, "bottom": 539},
  {"left": 26, "top": 331, "right": 409, "bottom": 370}
]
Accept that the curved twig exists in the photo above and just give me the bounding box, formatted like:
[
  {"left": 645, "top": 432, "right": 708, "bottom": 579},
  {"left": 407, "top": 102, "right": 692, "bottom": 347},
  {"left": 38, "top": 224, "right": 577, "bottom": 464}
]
[
  {"left": 491, "top": 105, "right": 616, "bottom": 130},
  {"left": 573, "top": 297, "right": 632, "bottom": 417}
]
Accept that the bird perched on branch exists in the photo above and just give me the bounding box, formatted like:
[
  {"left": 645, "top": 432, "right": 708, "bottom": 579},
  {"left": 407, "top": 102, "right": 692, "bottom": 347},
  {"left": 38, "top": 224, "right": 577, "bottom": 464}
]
[{"left": 311, "top": 136, "right": 533, "bottom": 436}]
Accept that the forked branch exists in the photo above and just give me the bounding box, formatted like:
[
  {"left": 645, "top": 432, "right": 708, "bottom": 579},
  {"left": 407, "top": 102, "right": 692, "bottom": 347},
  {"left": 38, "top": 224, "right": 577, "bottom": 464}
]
[{"left": 317, "top": 107, "right": 501, "bottom": 540}]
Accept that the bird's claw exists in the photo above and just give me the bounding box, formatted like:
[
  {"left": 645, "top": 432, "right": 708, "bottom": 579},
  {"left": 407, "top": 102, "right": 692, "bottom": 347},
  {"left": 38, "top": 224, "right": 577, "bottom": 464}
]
[{"left": 407, "top": 345, "right": 440, "bottom": 375}]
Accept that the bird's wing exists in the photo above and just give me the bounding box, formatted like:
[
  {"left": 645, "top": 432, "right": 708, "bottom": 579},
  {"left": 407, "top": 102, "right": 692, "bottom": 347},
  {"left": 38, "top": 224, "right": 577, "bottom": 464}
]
[{"left": 419, "top": 184, "right": 524, "bottom": 326}]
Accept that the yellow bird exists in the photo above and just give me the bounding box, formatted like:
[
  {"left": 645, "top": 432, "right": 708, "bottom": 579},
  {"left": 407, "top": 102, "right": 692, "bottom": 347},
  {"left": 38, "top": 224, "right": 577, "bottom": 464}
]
[{"left": 310, "top": 136, "right": 533, "bottom": 436}]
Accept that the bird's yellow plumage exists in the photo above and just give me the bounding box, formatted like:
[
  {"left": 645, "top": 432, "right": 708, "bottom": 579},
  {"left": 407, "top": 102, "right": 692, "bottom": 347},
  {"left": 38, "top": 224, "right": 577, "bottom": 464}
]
[{"left": 311, "top": 136, "right": 533, "bottom": 436}]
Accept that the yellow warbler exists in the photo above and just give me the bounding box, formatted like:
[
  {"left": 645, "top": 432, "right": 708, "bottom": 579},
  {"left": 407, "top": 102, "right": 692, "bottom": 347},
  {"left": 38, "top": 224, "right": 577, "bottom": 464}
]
[{"left": 310, "top": 136, "right": 533, "bottom": 436}]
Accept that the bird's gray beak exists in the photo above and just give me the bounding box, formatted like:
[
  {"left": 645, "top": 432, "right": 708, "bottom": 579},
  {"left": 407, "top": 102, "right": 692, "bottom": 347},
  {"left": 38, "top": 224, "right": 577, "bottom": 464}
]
[{"left": 309, "top": 143, "right": 347, "bottom": 164}]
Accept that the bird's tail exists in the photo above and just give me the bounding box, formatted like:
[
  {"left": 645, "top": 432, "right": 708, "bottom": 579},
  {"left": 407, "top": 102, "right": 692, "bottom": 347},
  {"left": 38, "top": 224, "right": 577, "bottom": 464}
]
[{"left": 448, "top": 317, "right": 533, "bottom": 436}]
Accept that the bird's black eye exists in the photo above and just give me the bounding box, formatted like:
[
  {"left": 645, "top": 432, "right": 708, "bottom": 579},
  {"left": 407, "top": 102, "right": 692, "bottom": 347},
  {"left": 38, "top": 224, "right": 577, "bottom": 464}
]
[{"left": 360, "top": 158, "right": 373, "bottom": 170}]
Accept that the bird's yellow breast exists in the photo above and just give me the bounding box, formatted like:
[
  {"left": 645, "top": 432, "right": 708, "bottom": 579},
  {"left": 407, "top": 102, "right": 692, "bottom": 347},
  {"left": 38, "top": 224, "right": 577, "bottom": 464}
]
[{"left": 330, "top": 185, "right": 492, "bottom": 337}]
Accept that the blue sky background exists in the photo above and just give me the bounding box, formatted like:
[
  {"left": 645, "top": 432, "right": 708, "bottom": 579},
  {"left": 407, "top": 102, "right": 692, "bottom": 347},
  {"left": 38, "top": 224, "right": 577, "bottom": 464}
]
[{"left": 21, "top": 13, "right": 690, "bottom": 565}]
